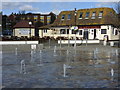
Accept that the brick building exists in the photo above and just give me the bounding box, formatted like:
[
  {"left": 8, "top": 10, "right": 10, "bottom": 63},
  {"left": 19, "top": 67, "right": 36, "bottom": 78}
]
[{"left": 3, "top": 12, "right": 56, "bottom": 36}]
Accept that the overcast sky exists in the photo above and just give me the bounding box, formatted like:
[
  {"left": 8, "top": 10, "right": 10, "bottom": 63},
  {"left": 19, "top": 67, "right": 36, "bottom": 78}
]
[{"left": 1, "top": 1, "right": 119, "bottom": 15}]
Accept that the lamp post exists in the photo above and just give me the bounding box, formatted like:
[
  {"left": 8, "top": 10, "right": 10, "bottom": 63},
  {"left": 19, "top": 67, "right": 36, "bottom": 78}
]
[
  {"left": 60, "top": 29, "right": 62, "bottom": 48},
  {"left": 29, "top": 21, "right": 32, "bottom": 40},
  {"left": 74, "top": 8, "right": 77, "bottom": 49}
]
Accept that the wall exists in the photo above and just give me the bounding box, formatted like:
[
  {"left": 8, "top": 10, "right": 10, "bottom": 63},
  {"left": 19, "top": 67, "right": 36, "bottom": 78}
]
[
  {"left": 0, "top": 41, "right": 38, "bottom": 45},
  {"left": 13, "top": 28, "right": 35, "bottom": 37},
  {"left": 98, "top": 25, "right": 119, "bottom": 40}
]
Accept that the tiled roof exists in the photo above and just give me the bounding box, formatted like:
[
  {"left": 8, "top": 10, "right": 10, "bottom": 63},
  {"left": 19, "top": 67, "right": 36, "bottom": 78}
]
[
  {"left": 39, "top": 7, "right": 119, "bottom": 29},
  {"left": 13, "top": 20, "right": 35, "bottom": 28},
  {"left": 53, "top": 7, "right": 119, "bottom": 26}
]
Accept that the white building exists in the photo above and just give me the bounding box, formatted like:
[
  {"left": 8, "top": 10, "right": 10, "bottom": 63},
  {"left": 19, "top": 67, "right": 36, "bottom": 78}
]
[
  {"left": 13, "top": 21, "right": 35, "bottom": 38},
  {"left": 39, "top": 7, "right": 119, "bottom": 41}
]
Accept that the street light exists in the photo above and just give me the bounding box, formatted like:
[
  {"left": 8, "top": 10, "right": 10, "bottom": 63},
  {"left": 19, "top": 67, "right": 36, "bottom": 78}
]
[
  {"left": 29, "top": 21, "right": 32, "bottom": 40},
  {"left": 74, "top": 8, "right": 77, "bottom": 49}
]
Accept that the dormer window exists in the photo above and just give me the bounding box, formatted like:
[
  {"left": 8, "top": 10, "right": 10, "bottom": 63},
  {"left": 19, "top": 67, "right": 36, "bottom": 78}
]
[
  {"left": 61, "top": 14, "right": 65, "bottom": 20},
  {"left": 79, "top": 12, "right": 83, "bottom": 19},
  {"left": 85, "top": 12, "right": 90, "bottom": 19},
  {"left": 67, "top": 14, "right": 71, "bottom": 20},
  {"left": 91, "top": 12, "right": 96, "bottom": 19},
  {"left": 99, "top": 11, "right": 103, "bottom": 18}
]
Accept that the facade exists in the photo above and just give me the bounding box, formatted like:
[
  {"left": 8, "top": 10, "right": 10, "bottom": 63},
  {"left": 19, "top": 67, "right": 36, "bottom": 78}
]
[
  {"left": 13, "top": 21, "right": 35, "bottom": 37},
  {"left": 8, "top": 12, "right": 56, "bottom": 26},
  {"left": 2, "top": 12, "right": 56, "bottom": 36},
  {"left": 39, "top": 7, "right": 119, "bottom": 41}
]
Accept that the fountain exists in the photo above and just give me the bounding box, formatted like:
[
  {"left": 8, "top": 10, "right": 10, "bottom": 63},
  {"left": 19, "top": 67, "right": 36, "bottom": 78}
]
[
  {"left": 60, "top": 38, "right": 62, "bottom": 48},
  {"left": 15, "top": 48, "right": 18, "bottom": 56},
  {"left": 31, "top": 50, "right": 34, "bottom": 62},
  {"left": 111, "top": 68, "right": 114, "bottom": 81},
  {"left": 115, "top": 49, "right": 118, "bottom": 56},
  {"left": 20, "top": 60, "right": 26, "bottom": 74},
  {"left": 95, "top": 48, "right": 98, "bottom": 53},
  {"left": 31, "top": 45, "right": 36, "bottom": 54},
  {"left": 74, "top": 36, "right": 76, "bottom": 49},
  {"left": 111, "top": 68, "right": 114, "bottom": 77},
  {"left": 49, "top": 39, "right": 51, "bottom": 48},
  {"left": 63, "top": 64, "right": 67, "bottom": 77},
  {"left": 93, "top": 49, "right": 97, "bottom": 60},
  {"left": 63, "top": 64, "right": 72, "bottom": 77},
  {"left": 53, "top": 46, "right": 57, "bottom": 56},
  {"left": 38, "top": 50, "right": 43, "bottom": 66},
  {"left": 66, "top": 50, "right": 69, "bottom": 63}
]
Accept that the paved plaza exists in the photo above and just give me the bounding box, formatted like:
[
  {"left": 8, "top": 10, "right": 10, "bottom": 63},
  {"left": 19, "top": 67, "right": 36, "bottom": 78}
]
[{"left": 1, "top": 41, "right": 120, "bottom": 88}]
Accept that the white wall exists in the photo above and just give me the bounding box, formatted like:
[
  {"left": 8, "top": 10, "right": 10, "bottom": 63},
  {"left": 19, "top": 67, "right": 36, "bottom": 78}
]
[
  {"left": 13, "top": 28, "right": 35, "bottom": 37},
  {"left": 98, "top": 25, "right": 119, "bottom": 40},
  {"left": 39, "top": 25, "right": 119, "bottom": 40}
]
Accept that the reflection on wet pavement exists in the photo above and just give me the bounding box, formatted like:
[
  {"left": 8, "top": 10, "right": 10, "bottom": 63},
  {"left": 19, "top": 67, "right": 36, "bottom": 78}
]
[{"left": 2, "top": 44, "right": 120, "bottom": 88}]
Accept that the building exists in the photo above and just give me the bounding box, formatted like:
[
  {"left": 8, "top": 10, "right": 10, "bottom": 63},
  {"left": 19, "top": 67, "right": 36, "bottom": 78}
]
[
  {"left": 2, "top": 12, "right": 56, "bottom": 36},
  {"left": 13, "top": 20, "right": 35, "bottom": 38},
  {"left": 39, "top": 7, "right": 119, "bottom": 41}
]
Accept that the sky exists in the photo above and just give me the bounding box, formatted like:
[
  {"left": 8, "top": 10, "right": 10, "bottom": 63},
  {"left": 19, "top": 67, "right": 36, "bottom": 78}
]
[{"left": 1, "top": 1, "right": 120, "bottom": 15}]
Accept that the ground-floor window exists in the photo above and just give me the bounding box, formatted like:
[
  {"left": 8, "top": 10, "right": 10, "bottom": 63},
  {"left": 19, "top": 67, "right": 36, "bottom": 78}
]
[
  {"left": 79, "top": 30, "right": 82, "bottom": 35},
  {"left": 101, "top": 29, "right": 107, "bottom": 34},
  {"left": 67, "top": 29, "right": 69, "bottom": 34},
  {"left": 60, "top": 29, "right": 66, "bottom": 34},
  {"left": 44, "top": 29, "right": 47, "bottom": 33},
  {"left": 72, "top": 29, "right": 76, "bottom": 34},
  {"left": 115, "top": 30, "right": 118, "bottom": 35}
]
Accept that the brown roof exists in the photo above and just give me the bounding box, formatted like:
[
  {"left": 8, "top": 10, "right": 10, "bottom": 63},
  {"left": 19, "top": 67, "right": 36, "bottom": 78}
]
[
  {"left": 13, "top": 20, "right": 35, "bottom": 28},
  {"left": 53, "top": 7, "right": 119, "bottom": 26},
  {"left": 39, "top": 7, "right": 119, "bottom": 29}
]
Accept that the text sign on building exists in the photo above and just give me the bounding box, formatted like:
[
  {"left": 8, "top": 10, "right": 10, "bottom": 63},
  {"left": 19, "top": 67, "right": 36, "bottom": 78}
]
[{"left": 19, "top": 29, "right": 30, "bottom": 35}]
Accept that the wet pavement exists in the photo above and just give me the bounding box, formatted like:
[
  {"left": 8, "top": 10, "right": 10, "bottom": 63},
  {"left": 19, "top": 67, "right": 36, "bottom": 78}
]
[{"left": 1, "top": 42, "right": 120, "bottom": 88}]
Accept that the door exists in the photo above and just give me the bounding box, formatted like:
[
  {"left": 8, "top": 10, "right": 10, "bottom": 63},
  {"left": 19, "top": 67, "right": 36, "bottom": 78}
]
[
  {"left": 83, "top": 29, "right": 88, "bottom": 39},
  {"left": 94, "top": 29, "right": 96, "bottom": 39}
]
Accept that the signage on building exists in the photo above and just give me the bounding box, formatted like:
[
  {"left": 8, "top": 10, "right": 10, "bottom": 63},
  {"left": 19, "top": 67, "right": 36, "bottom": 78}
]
[{"left": 74, "top": 26, "right": 78, "bottom": 30}]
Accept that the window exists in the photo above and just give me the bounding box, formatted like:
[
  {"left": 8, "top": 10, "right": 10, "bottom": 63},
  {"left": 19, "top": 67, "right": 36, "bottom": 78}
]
[
  {"left": 60, "top": 29, "right": 66, "bottom": 34},
  {"left": 44, "top": 29, "right": 47, "bottom": 33},
  {"left": 101, "top": 29, "right": 107, "bottom": 34},
  {"left": 115, "top": 30, "right": 118, "bottom": 35},
  {"left": 85, "top": 12, "right": 90, "bottom": 19},
  {"left": 34, "top": 16, "right": 38, "bottom": 18},
  {"left": 34, "top": 19, "right": 37, "bottom": 21},
  {"left": 61, "top": 15, "right": 65, "bottom": 20},
  {"left": 72, "top": 29, "right": 76, "bottom": 34},
  {"left": 47, "top": 16, "right": 51, "bottom": 18},
  {"left": 91, "top": 12, "right": 96, "bottom": 19},
  {"left": 79, "top": 12, "right": 83, "bottom": 19},
  {"left": 67, "top": 29, "right": 69, "bottom": 34},
  {"left": 68, "top": 14, "right": 71, "bottom": 20},
  {"left": 79, "top": 30, "right": 82, "bottom": 35},
  {"left": 99, "top": 11, "right": 103, "bottom": 18}
]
